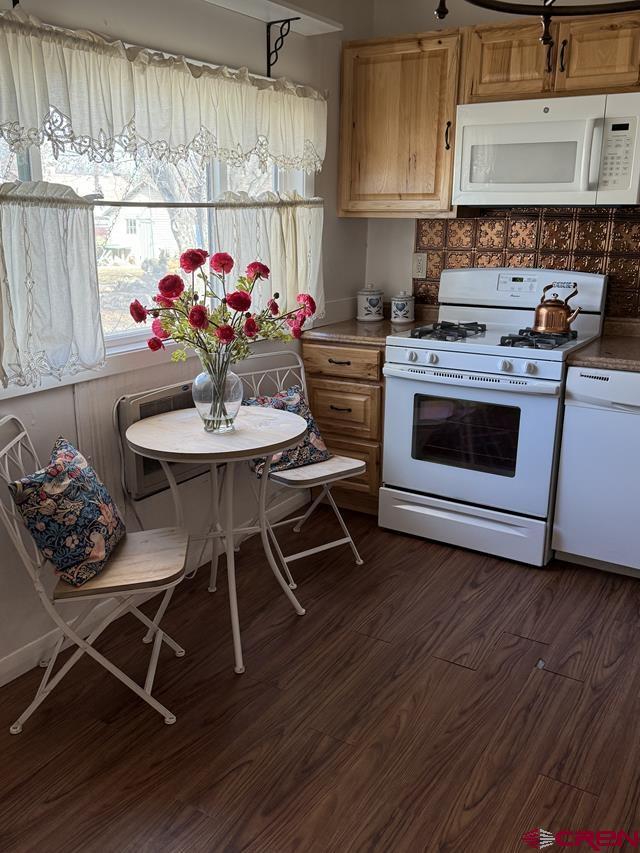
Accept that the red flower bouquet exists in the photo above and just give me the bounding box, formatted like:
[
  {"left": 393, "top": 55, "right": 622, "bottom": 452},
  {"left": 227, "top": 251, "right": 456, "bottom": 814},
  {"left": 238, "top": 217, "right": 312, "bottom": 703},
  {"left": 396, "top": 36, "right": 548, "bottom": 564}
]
[{"left": 129, "top": 251, "right": 316, "bottom": 432}]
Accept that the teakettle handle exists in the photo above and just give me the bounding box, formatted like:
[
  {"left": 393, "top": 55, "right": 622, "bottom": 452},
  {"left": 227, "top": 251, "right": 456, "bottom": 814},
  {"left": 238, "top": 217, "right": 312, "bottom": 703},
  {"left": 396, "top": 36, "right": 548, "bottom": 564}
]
[
  {"left": 564, "top": 285, "right": 579, "bottom": 305},
  {"left": 541, "top": 284, "right": 555, "bottom": 302}
]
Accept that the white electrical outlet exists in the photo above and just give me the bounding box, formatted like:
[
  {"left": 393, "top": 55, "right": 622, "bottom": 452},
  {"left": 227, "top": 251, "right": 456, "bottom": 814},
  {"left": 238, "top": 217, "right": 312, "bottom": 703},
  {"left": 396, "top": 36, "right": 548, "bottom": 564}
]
[{"left": 412, "top": 252, "right": 427, "bottom": 278}]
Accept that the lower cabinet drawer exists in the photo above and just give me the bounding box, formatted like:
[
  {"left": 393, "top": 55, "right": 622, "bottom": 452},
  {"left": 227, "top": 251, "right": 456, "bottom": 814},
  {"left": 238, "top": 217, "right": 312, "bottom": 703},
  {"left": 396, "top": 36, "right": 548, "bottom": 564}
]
[
  {"left": 324, "top": 435, "right": 380, "bottom": 496},
  {"left": 308, "top": 378, "right": 381, "bottom": 440},
  {"left": 302, "top": 342, "right": 381, "bottom": 381}
]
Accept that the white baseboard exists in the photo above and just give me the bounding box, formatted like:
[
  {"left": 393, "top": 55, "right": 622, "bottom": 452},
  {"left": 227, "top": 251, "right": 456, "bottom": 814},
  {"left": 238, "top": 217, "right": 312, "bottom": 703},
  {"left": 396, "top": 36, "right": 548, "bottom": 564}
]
[{"left": 0, "top": 489, "right": 308, "bottom": 688}]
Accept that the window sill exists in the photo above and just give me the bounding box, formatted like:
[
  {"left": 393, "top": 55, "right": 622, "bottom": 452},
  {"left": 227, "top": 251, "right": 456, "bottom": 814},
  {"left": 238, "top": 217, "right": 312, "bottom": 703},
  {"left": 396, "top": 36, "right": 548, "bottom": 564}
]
[
  {"left": 0, "top": 338, "right": 190, "bottom": 401},
  {"left": 0, "top": 336, "right": 296, "bottom": 401}
]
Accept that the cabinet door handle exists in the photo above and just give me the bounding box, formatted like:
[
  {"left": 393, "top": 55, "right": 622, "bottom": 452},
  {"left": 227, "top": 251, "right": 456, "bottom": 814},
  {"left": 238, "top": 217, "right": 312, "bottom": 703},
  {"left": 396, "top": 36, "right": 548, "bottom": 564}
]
[
  {"left": 328, "top": 358, "right": 351, "bottom": 366},
  {"left": 330, "top": 405, "right": 352, "bottom": 413},
  {"left": 546, "top": 43, "right": 553, "bottom": 74},
  {"left": 444, "top": 120, "right": 452, "bottom": 151},
  {"left": 559, "top": 39, "right": 568, "bottom": 72}
]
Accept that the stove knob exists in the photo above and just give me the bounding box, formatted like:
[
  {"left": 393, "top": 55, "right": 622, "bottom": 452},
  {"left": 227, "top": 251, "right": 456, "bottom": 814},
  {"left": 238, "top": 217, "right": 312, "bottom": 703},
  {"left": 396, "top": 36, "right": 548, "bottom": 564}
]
[
  {"left": 522, "top": 361, "right": 537, "bottom": 375},
  {"left": 427, "top": 352, "right": 439, "bottom": 365},
  {"left": 498, "top": 359, "right": 512, "bottom": 372},
  {"left": 407, "top": 350, "right": 418, "bottom": 362}
]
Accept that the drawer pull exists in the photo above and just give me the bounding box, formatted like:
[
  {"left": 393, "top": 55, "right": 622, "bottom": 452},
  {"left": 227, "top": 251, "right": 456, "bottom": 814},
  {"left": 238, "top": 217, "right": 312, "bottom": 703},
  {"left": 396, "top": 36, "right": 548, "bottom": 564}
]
[
  {"left": 330, "top": 405, "right": 353, "bottom": 413},
  {"left": 328, "top": 358, "right": 352, "bottom": 366}
]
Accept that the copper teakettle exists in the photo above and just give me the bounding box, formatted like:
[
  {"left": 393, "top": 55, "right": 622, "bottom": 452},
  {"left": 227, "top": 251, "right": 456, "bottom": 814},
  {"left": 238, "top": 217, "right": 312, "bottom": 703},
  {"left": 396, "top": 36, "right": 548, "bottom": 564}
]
[{"left": 532, "top": 284, "right": 581, "bottom": 334}]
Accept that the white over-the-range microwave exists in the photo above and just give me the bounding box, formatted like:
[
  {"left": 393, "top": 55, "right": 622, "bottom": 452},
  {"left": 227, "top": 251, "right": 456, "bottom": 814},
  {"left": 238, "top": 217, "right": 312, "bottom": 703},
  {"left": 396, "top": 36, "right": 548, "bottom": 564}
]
[{"left": 452, "top": 93, "right": 640, "bottom": 206}]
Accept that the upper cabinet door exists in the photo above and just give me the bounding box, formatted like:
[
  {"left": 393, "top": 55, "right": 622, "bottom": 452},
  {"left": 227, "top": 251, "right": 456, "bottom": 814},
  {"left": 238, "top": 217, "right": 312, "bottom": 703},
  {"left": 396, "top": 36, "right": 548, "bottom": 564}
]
[
  {"left": 339, "top": 33, "right": 459, "bottom": 217},
  {"left": 554, "top": 13, "right": 640, "bottom": 93},
  {"left": 462, "top": 23, "right": 557, "bottom": 103}
]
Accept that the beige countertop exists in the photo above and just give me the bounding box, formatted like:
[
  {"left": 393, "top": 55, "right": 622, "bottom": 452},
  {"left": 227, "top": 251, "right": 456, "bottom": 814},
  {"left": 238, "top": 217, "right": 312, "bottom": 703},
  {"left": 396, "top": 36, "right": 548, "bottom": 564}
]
[
  {"left": 568, "top": 335, "right": 640, "bottom": 373},
  {"left": 302, "top": 319, "right": 422, "bottom": 346},
  {"left": 306, "top": 321, "right": 640, "bottom": 372}
]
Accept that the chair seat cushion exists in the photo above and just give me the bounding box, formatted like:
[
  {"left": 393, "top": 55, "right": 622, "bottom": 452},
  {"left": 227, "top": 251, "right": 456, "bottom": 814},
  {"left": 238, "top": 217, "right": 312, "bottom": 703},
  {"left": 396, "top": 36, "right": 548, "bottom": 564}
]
[
  {"left": 242, "top": 384, "right": 331, "bottom": 477},
  {"left": 8, "top": 437, "right": 126, "bottom": 587},
  {"left": 269, "top": 455, "right": 366, "bottom": 487}
]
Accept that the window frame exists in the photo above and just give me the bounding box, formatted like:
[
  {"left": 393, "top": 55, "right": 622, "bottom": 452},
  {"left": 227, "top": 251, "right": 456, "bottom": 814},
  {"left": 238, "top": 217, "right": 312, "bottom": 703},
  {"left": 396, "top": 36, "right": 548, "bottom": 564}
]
[{"left": 19, "top": 146, "right": 314, "bottom": 354}]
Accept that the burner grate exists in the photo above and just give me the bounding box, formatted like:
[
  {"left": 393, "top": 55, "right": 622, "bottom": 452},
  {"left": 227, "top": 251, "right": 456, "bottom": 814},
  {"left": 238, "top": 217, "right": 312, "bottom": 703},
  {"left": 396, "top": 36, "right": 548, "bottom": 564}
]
[
  {"left": 410, "top": 321, "right": 487, "bottom": 342},
  {"left": 500, "top": 328, "right": 578, "bottom": 350}
]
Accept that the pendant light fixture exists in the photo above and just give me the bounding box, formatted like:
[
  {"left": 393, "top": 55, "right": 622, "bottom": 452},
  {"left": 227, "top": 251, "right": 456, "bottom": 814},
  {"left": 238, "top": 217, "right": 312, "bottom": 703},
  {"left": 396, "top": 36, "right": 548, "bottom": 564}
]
[{"left": 434, "top": 0, "right": 640, "bottom": 46}]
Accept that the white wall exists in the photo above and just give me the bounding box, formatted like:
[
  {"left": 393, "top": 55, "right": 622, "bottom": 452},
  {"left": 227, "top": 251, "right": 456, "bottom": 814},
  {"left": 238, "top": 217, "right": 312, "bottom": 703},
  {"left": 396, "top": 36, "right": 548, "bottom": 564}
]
[
  {"left": 0, "top": 0, "right": 374, "bottom": 685},
  {"left": 365, "top": 0, "right": 508, "bottom": 299}
]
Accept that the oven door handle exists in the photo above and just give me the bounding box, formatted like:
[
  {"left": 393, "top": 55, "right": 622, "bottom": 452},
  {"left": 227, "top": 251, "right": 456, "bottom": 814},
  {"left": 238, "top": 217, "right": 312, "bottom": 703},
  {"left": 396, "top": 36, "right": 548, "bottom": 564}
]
[{"left": 383, "top": 365, "right": 561, "bottom": 396}]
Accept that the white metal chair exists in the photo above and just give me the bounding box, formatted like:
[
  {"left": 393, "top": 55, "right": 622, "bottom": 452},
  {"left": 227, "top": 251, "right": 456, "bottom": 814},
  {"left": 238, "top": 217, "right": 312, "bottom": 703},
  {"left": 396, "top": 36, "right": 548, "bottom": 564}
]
[
  {"left": 0, "top": 416, "right": 189, "bottom": 734},
  {"left": 209, "top": 350, "right": 365, "bottom": 592}
]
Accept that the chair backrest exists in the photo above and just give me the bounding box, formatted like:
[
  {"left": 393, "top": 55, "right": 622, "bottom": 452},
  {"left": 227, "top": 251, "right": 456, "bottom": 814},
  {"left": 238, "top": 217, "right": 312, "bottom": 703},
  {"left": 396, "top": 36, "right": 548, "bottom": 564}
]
[
  {"left": 237, "top": 350, "right": 307, "bottom": 399},
  {"left": 0, "top": 415, "right": 45, "bottom": 581}
]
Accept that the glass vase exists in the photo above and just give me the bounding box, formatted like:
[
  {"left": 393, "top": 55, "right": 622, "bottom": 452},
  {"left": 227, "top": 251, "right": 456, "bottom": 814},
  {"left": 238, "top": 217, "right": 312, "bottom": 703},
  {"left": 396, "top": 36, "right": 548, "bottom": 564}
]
[{"left": 192, "top": 353, "right": 243, "bottom": 433}]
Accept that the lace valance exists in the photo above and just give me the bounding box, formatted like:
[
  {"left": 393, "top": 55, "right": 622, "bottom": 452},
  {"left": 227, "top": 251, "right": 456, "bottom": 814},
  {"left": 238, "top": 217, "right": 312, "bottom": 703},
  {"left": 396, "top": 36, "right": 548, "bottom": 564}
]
[{"left": 0, "top": 10, "right": 327, "bottom": 173}]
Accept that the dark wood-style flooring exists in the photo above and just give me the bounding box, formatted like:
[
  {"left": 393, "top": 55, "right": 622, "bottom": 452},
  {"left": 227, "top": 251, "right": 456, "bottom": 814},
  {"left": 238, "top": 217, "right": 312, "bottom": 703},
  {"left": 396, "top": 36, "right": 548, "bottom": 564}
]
[{"left": 2, "top": 507, "right": 640, "bottom": 852}]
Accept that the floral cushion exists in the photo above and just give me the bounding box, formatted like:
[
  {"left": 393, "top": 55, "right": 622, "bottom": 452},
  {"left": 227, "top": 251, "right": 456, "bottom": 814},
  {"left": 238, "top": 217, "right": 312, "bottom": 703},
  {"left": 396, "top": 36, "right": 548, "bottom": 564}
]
[
  {"left": 242, "top": 385, "right": 332, "bottom": 477},
  {"left": 8, "top": 437, "right": 126, "bottom": 587}
]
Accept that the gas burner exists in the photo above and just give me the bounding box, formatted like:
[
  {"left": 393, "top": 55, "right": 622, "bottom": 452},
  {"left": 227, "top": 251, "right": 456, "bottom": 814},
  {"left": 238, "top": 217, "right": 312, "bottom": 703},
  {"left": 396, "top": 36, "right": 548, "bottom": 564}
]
[
  {"left": 410, "top": 321, "right": 487, "bottom": 342},
  {"left": 500, "top": 328, "right": 579, "bottom": 350}
]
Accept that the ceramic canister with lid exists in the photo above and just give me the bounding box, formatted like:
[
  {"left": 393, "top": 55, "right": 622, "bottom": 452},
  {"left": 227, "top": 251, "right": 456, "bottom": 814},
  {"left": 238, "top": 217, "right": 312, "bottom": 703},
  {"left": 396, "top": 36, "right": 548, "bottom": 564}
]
[
  {"left": 391, "top": 290, "right": 415, "bottom": 324},
  {"left": 357, "top": 284, "right": 384, "bottom": 322}
]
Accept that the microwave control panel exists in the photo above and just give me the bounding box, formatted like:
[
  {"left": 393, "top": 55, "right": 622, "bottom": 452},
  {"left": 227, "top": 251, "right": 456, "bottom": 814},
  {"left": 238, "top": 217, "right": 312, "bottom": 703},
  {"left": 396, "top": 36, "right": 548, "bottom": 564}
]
[{"left": 599, "top": 117, "right": 636, "bottom": 189}]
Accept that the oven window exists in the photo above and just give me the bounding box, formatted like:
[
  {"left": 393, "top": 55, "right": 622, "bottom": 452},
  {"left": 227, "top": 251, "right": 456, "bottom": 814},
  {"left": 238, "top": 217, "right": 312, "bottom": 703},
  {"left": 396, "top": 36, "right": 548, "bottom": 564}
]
[{"left": 411, "top": 395, "right": 521, "bottom": 477}]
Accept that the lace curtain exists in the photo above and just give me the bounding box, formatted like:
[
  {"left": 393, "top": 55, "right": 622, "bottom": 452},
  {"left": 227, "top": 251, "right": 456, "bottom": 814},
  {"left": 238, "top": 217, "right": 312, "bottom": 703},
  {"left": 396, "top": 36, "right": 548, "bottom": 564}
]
[
  {"left": 0, "top": 182, "right": 105, "bottom": 388},
  {"left": 0, "top": 10, "right": 327, "bottom": 172},
  {"left": 211, "top": 192, "right": 324, "bottom": 317}
]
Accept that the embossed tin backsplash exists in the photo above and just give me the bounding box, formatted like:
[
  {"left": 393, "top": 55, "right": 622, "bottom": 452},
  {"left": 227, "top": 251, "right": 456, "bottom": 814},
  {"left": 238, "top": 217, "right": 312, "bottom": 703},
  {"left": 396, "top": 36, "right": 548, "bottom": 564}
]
[{"left": 414, "top": 207, "right": 640, "bottom": 318}]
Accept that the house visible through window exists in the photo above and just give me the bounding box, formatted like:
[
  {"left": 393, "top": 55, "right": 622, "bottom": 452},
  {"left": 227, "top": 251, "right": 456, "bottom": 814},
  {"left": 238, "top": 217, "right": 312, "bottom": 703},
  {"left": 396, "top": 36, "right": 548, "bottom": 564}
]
[{"left": 23, "top": 146, "right": 311, "bottom": 340}]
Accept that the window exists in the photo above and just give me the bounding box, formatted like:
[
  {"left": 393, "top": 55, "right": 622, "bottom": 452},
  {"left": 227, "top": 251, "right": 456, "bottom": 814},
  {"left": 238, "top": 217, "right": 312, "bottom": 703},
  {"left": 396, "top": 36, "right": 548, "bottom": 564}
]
[{"left": 30, "top": 147, "right": 311, "bottom": 340}]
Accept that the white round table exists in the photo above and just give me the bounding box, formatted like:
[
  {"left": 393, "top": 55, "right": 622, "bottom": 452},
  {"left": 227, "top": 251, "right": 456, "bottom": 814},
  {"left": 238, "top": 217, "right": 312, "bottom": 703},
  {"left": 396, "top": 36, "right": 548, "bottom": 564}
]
[{"left": 126, "top": 406, "right": 308, "bottom": 674}]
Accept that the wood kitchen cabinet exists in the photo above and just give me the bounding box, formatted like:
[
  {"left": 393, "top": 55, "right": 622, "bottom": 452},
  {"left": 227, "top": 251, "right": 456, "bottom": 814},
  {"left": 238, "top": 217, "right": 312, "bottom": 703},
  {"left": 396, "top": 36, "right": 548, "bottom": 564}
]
[
  {"left": 302, "top": 324, "right": 397, "bottom": 514},
  {"left": 461, "top": 22, "right": 558, "bottom": 103},
  {"left": 339, "top": 31, "right": 460, "bottom": 218},
  {"left": 461, "top": 13, "right": 640, "bottom": 103},
  {"left": 340, "top": 14, "right": 640, "bottom": 218},
  {"left": 554, "top": 13, "right": 640, "bottom": 93}
]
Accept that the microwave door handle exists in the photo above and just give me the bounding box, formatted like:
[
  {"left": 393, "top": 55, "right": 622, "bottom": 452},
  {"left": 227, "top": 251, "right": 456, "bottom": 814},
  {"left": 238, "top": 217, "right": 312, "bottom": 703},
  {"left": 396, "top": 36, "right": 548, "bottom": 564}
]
[
  {"left": 590, "top": 118, "right": 605, "bottom": 189},
  {"left": 579, "top": 118, "right": 597, "bottom": 191}
]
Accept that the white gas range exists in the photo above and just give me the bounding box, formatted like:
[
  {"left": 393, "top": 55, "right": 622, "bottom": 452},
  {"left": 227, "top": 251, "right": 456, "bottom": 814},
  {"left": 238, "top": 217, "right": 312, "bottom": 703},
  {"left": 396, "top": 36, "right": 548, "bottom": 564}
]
[{"left": 379, "top": 267, "right": 607, "bottom": 566}]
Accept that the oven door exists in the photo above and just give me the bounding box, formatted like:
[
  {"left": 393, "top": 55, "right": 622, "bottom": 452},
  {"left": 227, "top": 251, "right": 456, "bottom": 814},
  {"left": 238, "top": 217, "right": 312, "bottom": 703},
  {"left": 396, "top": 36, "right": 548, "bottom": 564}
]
[
  {"left": 382, "top": 365, "right": 562, "bottom": 518},
  {"left": 453, "top": 95, "right": 606, "bottom": 206}
]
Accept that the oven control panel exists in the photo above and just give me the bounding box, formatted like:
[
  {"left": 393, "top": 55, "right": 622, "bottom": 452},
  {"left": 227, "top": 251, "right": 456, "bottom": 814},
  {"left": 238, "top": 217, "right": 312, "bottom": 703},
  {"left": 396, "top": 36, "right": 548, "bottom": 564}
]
[{"left": 386, "top": 347, "right": 563, "bottom": 381}]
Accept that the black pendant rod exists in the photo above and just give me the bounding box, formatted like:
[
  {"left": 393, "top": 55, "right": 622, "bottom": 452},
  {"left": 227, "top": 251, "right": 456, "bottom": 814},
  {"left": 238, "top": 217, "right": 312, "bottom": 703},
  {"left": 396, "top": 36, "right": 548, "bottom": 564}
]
[{"left": 266, "top": 17, "right": 301, "bottom": 78}]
